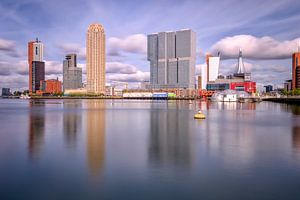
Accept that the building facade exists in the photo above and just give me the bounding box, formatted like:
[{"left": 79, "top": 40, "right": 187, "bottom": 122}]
[
  {"left": 32, "top": 61, "right": 45, "bottom": 93},
  {"left": 292, "top": 52, "right": 300, "bottom": 89},
  {"left": 208, "top": 56, "right": 220, "bottom": 82},
  {"left": 86, "top": 23, "right": 106, "bottom": 94},
  {"left": 1, "top": 88, "right": 10, "bottom": 96},
  {"left": 40, "top": 79, "right": 62, "bottom": 94},
  {"left": 207, "top": 81, "right": 256, "bottom": 93},
  {"left": 148, "top": 29, "right": 196, "bottom": 89},
  {"left": 28, "top": 38, "right": 44, "bottom": 94},
  {"left": 197, "top": 75, "right": 201, "bottom": 89},
  {"left": 63, "top": 54, "right": 82, "bottom": 91}
]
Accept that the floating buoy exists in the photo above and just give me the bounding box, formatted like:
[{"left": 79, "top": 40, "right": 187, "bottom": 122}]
[{"left": 194, "top": 110, "right": 206, "bottom": 119}]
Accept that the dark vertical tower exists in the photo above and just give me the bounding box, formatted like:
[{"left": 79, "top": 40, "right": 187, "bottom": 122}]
[{"left": 32, "top": 61, "right": 45, "bottom": 92}]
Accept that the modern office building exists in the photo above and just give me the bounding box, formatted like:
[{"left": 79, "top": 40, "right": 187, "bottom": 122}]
[
  {"left": 292, "top": 52, "right": 300, "bottom": 89},
  {"left": 1, "top": 88, "right": 10, "bottom": 96},
  {"left": 32, "top": 61, "right": 45, "bottom": 93},
  {"left": 86, "top": 23, "right": 106, "bottom": 94},
  {"left": 28, "top": 38, "right": 44, "bottom": 94},
  {"left": 63, "top": 54, "right": 82, "bottom": 91},
  {"left": 207, "top": 55, "right": 220, "bottom": 82},
  {"left": 264, "top": 85, "right": 273, "bottom": 93},
  {"left": 148, "top": 29, "right": 196, "bottom": 89},
  {"left": 284, "top": 80, "right": 292, "bottom": 92},
  {"left": 201, "top": 53, "right": 220, "bottom": 89}
]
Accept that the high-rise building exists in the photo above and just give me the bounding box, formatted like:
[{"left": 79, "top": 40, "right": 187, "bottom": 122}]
[
  {"left": 86, "top": 23, "right": 106, "bottom": 94},
  {"left": 148, "top": 29, "right": 196, "bottom": 89},
  {"left": 32, "top": 61, "right": 45, "bottom": 93},
  {"left": 63, "top": 54, "right": 82, "bottom": 91},
  {"left": 292, "top": 52, "right": 300, "bottom": 89},
  {"left": 207, "top": 55, "right": 220, "bottom": 82},
  {"left": 28, "top": 38, "right": 44, "bottom": 93}
]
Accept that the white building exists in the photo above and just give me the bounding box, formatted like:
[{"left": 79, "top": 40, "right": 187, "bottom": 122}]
[{"left": 208, "top": 56, "right": 220, "bottom": 82}]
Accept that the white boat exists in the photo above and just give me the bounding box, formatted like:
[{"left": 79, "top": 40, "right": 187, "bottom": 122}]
[
  {"left": 211, "top": 90, "right": 248, "bottom": 102},
  {"left": 20, "top": 94, "right": 31, "bottom": 99}
]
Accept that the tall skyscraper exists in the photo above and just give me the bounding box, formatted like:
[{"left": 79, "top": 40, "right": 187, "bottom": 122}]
[
  {"left": 28, "top": 38, "right": 44, "bottom": 93},
  {"left": 86, "top": 23, "right": 106, "bottom": 94},
  {"left": 207, "top": 54, "right": 220, "bottom": 82},
  {"left": 63, "top": 54, "right": 82, "bottom": 91},
  {"left": 148, "top": 29, "right": 196, "bottom": 89},
  {"left": 292, "top": 52, "right": 300, "bottom": 89}
]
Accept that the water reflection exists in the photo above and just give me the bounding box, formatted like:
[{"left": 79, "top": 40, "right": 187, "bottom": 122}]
[
  {"left": 63, "top": 100, "right": 82, "bottom": 149},
  {"left": 148, "top": 102, "right": 192, "bottom": 168},
  {"left": 28, "top": 100, "right": 45, "bottom": 160},
  {"left": 292, "top": 116, "right": 300, "bottom": 151},
  {"left": 85, "top": 100, "right": 106, "bottom": 176}
]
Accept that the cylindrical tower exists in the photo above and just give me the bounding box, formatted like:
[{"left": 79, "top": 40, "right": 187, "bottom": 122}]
[{"left": 86, "top": 23, "right": 106, "bottom": 94}]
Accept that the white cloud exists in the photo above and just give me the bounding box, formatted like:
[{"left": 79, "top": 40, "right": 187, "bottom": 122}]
[
  {"left": 0, "top": 38, "right": 15, "bottom": 51},
  {"left": 57, "top": 43, "right": 86, "bottom": 60},
  {"left": 211, "top": 35, "right": 300, "bottom": 60},
  {"left": 45, "top": 60, "right": 62, "bottom": 75},
  {"left": 195, "top": 63, "right": 206, "bottom": 75},
  {"left": 108, "top": 34, "right": 147, "bottom": 56},
  {"left": 106, "top": 62, "right": 137, "bottom": 74},
  {"left": 107, "top": 70, "right": 149, "bottom": 82}
]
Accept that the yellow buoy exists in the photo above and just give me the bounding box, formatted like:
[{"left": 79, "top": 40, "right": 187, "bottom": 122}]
[{"left": 194, "top": 111, "right": 206, "bottom": 119}]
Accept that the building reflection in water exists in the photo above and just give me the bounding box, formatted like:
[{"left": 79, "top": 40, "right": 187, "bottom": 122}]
[
  {"left": 200, "top": 100, "right": 257, "bottom": 168},
  {"left": 63, "top": 100, "right": 82, "bottom": 149},
  {"left": 148, "top": 101, "right": 192, "bottom": 168},
  {"left": 28, "top": 100, "right": 45, "bottom": 160},
  {"left": 278, "top": 104, "right": 300, "bottom": 151},
  {"left": 85, "top": 100, "right": 106, "bottom": 176},
  {"left": 291, "top": 106, "right": 300, "bottom": 151}
]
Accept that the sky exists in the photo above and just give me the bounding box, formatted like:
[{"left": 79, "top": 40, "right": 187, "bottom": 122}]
[{"left": 0, "top": 0, "right": 300, "bottom": 91}]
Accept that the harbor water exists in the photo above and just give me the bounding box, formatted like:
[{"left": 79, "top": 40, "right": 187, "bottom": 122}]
[{"left": 0, "top": 99, "right": 300, "bottom": 199}]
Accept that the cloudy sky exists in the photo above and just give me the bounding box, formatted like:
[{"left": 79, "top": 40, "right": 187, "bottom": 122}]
[{"left": 0, "top": 0, "right": 300, "bottom": 91}]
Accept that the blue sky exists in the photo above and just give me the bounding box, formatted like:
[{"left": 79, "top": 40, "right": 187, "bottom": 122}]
[{"left": 0, "top": 0, "right": 300, "bottom": 91}]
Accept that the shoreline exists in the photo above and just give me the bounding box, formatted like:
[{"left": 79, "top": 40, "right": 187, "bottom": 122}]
[
  {"left": 2, "top": 96, "right": 300, "bottom": 104},
  {"left": 1, "top": 96, "right": 196, "bottom": 100}
]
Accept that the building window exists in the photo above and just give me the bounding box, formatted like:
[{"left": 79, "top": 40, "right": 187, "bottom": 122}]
[
  {"left": 35, "top": 47, "right": 38, "bottom": 55},
  {"left": 296, "top": 57, "right": 298, "bottom": 66}
]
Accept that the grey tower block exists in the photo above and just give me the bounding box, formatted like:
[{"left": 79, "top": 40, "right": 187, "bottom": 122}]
[{"left": 147, "top": 29, "right": 196, "bottom": 89}]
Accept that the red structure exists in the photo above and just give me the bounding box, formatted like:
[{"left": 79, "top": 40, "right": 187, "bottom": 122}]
[
  {"left": 198, "top": 89, "right": 215, "bottom": 97},
  {"left": 230, "top": 82, "right": 256, "bottom": 93},
  {"left": 28, "top": 41, "right": 34, "bottom": 94},
  {"left": 40, "top": 79, "right": 62, "bottom": 94},
  {"left": 292, "top": 52, "right": 300, "bottom": 89}
]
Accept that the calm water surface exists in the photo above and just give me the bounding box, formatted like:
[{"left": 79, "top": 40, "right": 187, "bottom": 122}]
[{"left": 0, "top": 99, "right": 300, "bottom": 200}]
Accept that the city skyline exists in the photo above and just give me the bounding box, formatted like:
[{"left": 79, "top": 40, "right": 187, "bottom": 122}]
[{"left": 0, "top": 0, "right": 300, "bottom": 91}]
